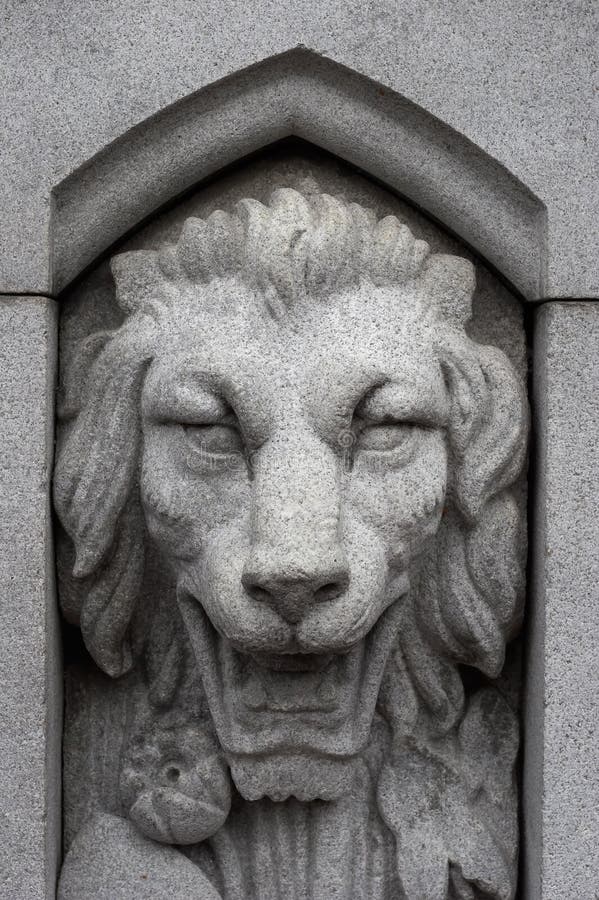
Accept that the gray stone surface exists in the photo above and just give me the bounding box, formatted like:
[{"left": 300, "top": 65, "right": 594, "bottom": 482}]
[
  {"left": 59, "top": 147, "right": 529, "bottom": 377},
  {"left": 0, "top": 297, "right": 61, "bottom": 899},
  {"left": 50, "top": 52, "right": 544, "bottom": 301},
  {"left": 59, "top": 814, "right": 220, "bottom": 899},
  {"left": 53, "top": 179, "right": 528, "bottom": 897},
  {"left": 0, "top": 6, "right": 596, "bottom": 897},
  {"left": 0, "top": 1, "right": 598, "bottom": 298},
  {"left": 524, "top": 302, "right": 599, "bottom": 900}
]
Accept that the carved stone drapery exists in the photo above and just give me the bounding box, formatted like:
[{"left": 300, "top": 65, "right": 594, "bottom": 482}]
[{"left": 54, "top": 152, "right": 528, "bottom": 899}]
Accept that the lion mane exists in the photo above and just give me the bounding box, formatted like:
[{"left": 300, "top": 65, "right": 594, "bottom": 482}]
[{"left": 54, "top": 187, "right": 528, "bottom": 899}]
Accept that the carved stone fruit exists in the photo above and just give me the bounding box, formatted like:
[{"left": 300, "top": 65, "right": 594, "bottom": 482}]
[{"left": 120, "top": 721, "right": 231, "bottom": 845}]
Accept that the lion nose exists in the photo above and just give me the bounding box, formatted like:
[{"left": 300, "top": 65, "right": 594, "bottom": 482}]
[{"left": 241, "top": 551, "right": 350, "bottom": 624}]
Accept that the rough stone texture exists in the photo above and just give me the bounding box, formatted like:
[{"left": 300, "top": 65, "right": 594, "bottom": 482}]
[
  {"left": 0, "top": 1, "right": 597, "bottom": 298},
  {"left": 0, "top": 297, "right": 61, "bottom": 899},
  {"left": 59, "top": 814, "right": 220, "bottom": 899},
  {"left": 58, "top": 147, "right": 529, "bottom": 377},
  {"left": 524, "top": 302, "right": 599, "bottom": 900},
  {"left": 54, "top": 174, "right": 528, "bottom": 897},
  {"left": 0, "top": 6, "right": 595, "bottom": 897},
  {"left": 49, "top": 55, "right": 544, "bottom": 301}
]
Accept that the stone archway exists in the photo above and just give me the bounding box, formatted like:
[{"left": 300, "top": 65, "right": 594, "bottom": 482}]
[{"left": 51, "top": 47, "right": 545, "bottom": 298}]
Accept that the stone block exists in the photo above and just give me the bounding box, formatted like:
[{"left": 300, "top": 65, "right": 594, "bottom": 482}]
[
  {"left": 524, "top": 301, "right": 599, "bottom": 898},
  {"left": 0, "top": 1, "right": 598, "bottom": 297},
  {"left": 0, "top": 297, "right": 61, "bottom": 900}
]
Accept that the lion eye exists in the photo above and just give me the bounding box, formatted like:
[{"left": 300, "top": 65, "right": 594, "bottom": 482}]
[
  {"left": 356, "top": 422, "right": 418, "bottom": 452},
  {"left": 184, "top": 424, "right": 244, "bottom": 455}
]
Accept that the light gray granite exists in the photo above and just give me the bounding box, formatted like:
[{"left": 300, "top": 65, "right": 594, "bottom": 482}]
[
  {"left": 50, "top": 52, "right": 543, "bottom": 300},
  {"left": 0, "top": 1, "right": 598, "bottom": 298},
  {"left": 59, "top": 814, "right": 220, "bottom": 899},
  {"left": 0, "top": 5, "right": 597, "bottom": 897},
  {"left": 54, "top": 179, "right": 528, "bottom": 897},
  {"left": 524, "top": 302, "right": 599, "bottom": 900},
  {"left": 0, "top": 297, "right": 61, "bottom": 900}
]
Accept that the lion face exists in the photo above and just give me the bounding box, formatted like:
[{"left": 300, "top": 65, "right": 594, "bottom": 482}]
[
  {"left": 138, "top": 277, "right": 449, "bottom": 799},
  {"left": 55, "top": 189, "right": 527, "bottom": 890},
  {"left": 55, "top": 188, "right": 527, "bottom": 818}
]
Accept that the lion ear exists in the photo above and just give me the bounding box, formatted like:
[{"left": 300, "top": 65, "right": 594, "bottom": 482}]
[
  {"left": 53, "top": 334, "right": 148, "bottom": 677},
  {"left": 443, "top": 343, "right": 528, "bottom": 522}
]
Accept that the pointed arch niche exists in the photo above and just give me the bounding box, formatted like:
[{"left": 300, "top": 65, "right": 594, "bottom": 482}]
[
  {"left": 52, "top": 47, "right": 545, "bottom": 299},
  {"left": 54, "top": 47, "right": 541, "bottom": 900}
]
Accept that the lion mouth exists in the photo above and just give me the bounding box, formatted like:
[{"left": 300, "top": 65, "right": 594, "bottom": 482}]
[
  {"left": 248, "top": 651, "right": 335, "bottom": 672},
  {"left": 237, "top": 647, "right": 355, "bottom": 715},
  {"left": 177, "top": 587, "right": 405, "bottom": 759}
]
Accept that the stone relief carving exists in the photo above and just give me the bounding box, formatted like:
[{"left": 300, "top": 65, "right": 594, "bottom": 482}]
[{"left": 54, "top": 181, "right": 528, "bottom": 899}]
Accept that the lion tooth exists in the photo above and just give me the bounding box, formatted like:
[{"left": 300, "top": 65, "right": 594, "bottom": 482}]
[
  {"left": 317, "top": 679, "right": 336, "bottom": 704},
  {"left": 241, "top": 674, "right": 267, "bottom": 710}
]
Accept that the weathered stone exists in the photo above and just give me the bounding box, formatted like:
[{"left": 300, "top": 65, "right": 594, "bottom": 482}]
[
  {"left": 0, "top": 6, "right": 596, "bottom": 899},
  {"left": 58, "top": 814, "right": 220, "bottom": 899},
  {"left": 1, "top": 2, "right": 597, "bottom": 298},
  {"left": 54, "top": 174, "right": 528, "bottom": 898},
  {"left": 524, "top": 302, "right": 599, "bottom": 899},
  {"left": 0, "top": 297, "right": 61, "bottom": 900}
]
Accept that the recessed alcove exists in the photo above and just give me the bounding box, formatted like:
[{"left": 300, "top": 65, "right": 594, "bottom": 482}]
[{"left": 56, "top": 140, "right": 529, "bottom": 898}]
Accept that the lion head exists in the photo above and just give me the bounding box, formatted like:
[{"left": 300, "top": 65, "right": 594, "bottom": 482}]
[{"left": 54, "top": 187, "right": 527, "bottom": 829}]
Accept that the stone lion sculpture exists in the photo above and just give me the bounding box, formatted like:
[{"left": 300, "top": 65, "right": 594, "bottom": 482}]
[{"left": 54, "top": 186, "right": 528, "bottom": 899}]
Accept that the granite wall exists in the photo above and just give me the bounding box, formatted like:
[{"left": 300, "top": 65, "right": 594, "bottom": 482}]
[{"left": 0, "top": 2, "right": 597, "bottom": 898}]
